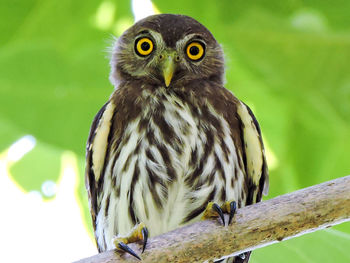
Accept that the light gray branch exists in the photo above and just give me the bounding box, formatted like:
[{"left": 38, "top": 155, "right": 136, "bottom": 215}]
[{"left": 76, "top": 175, "right": 350, "bottom": 263}]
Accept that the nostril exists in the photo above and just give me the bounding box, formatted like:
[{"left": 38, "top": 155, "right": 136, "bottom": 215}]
[
  {"left": 175, "top": 56, "right": 180, "bottom": 61},
  {"left": 159, "top": 54, "right": 163, "bottom": 60}
]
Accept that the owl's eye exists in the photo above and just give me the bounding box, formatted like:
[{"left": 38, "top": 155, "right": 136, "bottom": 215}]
[
  {"left": 135, "top": 37, "right": 154, "bottom": 57},
  {"left": 186, "top": 41, "right": 205, "bottom": 61}
]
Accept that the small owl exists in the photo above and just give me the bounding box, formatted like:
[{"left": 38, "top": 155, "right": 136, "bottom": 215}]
[{"left": 85, "top": 14, "right": 268, "bottom": 262}]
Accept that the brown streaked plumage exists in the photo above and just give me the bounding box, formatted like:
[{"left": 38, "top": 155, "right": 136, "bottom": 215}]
[{"left": 85, "top": 14, "right": 268, "bottom": 262}]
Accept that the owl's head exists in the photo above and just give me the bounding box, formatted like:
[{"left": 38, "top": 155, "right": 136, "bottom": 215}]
[{"left": 110, "top": 14, "right": 225, "bottom": 88}]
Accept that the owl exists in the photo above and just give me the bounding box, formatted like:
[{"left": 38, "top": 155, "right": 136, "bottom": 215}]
[{"left": 85, "top": 14, "right": 268, "bottom": 263}]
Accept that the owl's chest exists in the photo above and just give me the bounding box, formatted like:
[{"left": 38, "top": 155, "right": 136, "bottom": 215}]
[
  {"left": 120, "top": 95, "right": 240, "bottom": 223},
  {"left": 99, "top": 91, "right": 245, "bottom": 249},
  {"left": 140, "top": 95, "right": 199, "bottom": 173}
]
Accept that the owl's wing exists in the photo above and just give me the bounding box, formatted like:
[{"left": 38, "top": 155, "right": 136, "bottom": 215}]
[
  {"left": 236, "top": 101, "right": 269, "bottom": 204},
  {"left": 85, "top": 100, "right": 116, "bottom": 232}
]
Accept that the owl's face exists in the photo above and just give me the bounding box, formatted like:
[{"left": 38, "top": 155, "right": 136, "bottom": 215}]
[{"left": 110, "top": 14, "right": 225, "bottom": 88}]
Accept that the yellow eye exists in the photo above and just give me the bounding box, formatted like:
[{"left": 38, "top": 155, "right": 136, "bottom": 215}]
[
  {"left": 135, "top": 37, "right": 154, "bottom": 56},
  {"left": 186, "top": 41, "right": 205, "bottom": 61}
]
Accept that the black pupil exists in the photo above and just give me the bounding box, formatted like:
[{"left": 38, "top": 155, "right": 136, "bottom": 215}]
[
  {"left": 190, "top": 45, "right": 200, "bottom": 56},
  {"left": 141, "top": 41, "right": 150, "bottom": 51}
]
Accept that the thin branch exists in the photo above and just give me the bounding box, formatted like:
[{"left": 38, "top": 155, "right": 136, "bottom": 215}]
[{"left": 75, "top": 175, "right": 350, "bottom": 263}]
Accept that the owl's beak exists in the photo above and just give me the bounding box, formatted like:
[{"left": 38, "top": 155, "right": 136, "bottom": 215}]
[{"left": 162, "top": 56, "right": 175, "bottom": 87}]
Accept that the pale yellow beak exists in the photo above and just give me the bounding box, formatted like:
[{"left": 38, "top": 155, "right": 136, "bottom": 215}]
[{"left": 162, "top": 56, "right": 175, "bottom": 87}]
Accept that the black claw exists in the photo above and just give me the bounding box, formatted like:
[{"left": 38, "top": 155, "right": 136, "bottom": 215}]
[
  {"left": 118, "top": 242, "right": 141, "bottom": 260},
  {"left": 213, "top": 203, "right": 225, "bottom": 225},
  {"left": 141, "top": 227, "right": 148, "bottom": 253},
  {"left": 239, "top": 253, "right": 246, "bottom": 260},
  {"left": 228, "top": 201, "right": 237, "bottom": 225}
]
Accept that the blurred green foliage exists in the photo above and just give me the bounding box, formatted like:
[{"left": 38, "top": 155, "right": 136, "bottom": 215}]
[{"left": 1, "top": 0, "right": 349, "bottom": 262}]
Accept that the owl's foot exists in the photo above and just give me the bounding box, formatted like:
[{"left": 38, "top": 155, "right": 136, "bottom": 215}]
[
  {"left": 202, "top": 201, "right": 237, "bottom": 226},
  {"left": 202, "top": 202, "right": 225, "bottom": 225},
  {"left": 112, "top": 222, "right": 148, "bottom": 260},
  {"left": 222, "top": 200, "right": 237, "bottom": 225}
]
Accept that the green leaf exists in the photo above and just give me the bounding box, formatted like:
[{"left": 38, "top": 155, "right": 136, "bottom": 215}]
[
  {"left": 0, "top": 0, "right": 133, "bottom": 155},
  {"left": 9, "top": 140, "right": 61, "bottom": 193},
  {"left": 251, "top": 228, "right": 350, "bottom": 263}
]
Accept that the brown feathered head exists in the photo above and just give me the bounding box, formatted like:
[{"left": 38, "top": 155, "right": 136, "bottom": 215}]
[{"left": 109, "top": 14, "right": 225, "bottom": 88}]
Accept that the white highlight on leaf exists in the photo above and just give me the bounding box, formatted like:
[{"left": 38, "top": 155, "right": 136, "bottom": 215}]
[
  {"left": 264, "top": 138, "right": 278, "bottom": 170},
  {"left": 0, "top": 151, "right": 97, "bottom": 262},
  {"left": 27, "top": 190, "right": 43, "bottom": 201},
  {"left": 7, "top": 135, "right": 36, "bottom": 162},
  {"left": 41, "top": 180, "right": 57, "bottom": 197},
  {"left": 113, "top": 17, "right": 134, "bottom": 36},
  {"left": 290, "top": 9, "right": 328, "bottom": 33},
  {"left": 94, "top": 1, "right": 116, "bottom": 30},
  {"left": 132, "top": 0, "right": 157, "bottom": 22},
  {"left": 325, "top": 228, "right": 350, "bottom": 240}
]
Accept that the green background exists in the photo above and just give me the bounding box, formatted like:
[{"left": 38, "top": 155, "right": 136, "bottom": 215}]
[{"left": 1, "top": 0, "right": 349, "bottom": 262}]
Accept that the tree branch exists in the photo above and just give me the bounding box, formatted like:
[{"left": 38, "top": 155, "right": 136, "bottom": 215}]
[{"left": 76, "top": 175, "right": 350, "bottom": 263}]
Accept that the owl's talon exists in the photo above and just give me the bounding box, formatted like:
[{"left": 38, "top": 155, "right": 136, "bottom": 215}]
[
  {"left": 213, "top": 203, "right": 225, "bottom": 225},
  {"left": 141, "top": 227, "right": 148, "bottom": 253},
  {"left": 118, "top": 242, "right": 141, "bottom": 260},
  {"left": 113, "top": 222, "right": 148, "bottom": 258},
  {"left": 228, "top": 201, "right": 237, "bottom": 225},
  {"left": 202, "top": 202, "right": 225, "bottom": 225}
]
